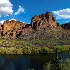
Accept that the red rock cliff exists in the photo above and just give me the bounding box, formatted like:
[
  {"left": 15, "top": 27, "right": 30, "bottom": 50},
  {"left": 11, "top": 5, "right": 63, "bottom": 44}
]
[{"left": 31, "top": 12, "right": 57, "bottom": 29}]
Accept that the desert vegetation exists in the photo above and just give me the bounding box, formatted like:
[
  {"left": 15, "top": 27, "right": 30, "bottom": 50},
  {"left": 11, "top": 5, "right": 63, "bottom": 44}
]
[
  {"left": 43, "top": 58, "right": 70, "bottom": 70},
  {"left": 0, "top": 39, "right": 69, "bottom": 54}
]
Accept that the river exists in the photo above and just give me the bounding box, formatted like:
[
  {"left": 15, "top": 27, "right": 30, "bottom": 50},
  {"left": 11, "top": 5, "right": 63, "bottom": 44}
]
[{"left": 0, "top": 51, "right": 70, "bottom": 70}]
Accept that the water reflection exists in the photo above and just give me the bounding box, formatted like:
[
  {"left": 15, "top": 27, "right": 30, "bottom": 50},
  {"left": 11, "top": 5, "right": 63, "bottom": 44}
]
[
  {"left": 0, "top": 54, "right": 55, "bottom": 70},
  {"left": 0, "top": 51, "right": 69, "bottom": 70}
]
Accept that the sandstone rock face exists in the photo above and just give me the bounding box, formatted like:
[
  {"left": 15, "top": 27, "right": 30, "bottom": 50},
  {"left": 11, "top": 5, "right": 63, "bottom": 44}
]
[
  {"left": 0, "top": 11, "right": 70, "bottom": 39},
  {"left": 0, "top": 20, "right": 26, "bottom": 39},
  {"left": 3, "top": 20, "right": 26, "bottom": 39},
  {"left": 0, "top": 20, "right": 33, "bottom": 39},
  {"left": 0, "top": 24, "right": 3, "bottom": 36},
  {"left": 45, "top": 12, "right": 57, "bottom": 28},
  {"left": 31, "top": 12, "right": 57, "bottom": 30}
]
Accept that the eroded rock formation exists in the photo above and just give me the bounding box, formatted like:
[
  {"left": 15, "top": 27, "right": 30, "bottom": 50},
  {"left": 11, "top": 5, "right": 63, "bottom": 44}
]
[
  {"left": 0, "top": 12, "right": 70, "bottom": 39},
  {"left": 31, "top": 12, "right": 57, "bottom": 29}
]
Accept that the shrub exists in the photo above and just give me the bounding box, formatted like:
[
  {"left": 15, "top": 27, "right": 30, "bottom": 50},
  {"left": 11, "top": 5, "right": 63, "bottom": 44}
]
[{"left": 43, "top": 58, "right": 70, "bottom": 70}]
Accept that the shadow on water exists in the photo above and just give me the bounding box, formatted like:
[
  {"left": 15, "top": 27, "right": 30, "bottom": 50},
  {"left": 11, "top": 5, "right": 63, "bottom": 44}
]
[
  {"left": 0, "top": 51, "right": 70, "bottom": 70},
  {"left": 58, "top": 51, "right": 70, "bottom": 61}
]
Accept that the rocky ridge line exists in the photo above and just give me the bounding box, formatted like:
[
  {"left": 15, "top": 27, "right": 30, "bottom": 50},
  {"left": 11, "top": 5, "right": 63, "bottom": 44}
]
[{"left": 0, "top": 12, "right": 70, "bottom": 39}]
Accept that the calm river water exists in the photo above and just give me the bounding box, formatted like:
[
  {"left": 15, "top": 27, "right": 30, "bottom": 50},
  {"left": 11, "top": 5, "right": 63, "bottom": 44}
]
[{"left": 0, "top": 51, "right": 70, "bottom": 70}]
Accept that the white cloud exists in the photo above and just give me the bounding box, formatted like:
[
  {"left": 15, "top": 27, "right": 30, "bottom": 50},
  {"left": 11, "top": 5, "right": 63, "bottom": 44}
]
[
  {"left": 0, "top": 19, "right": 16, "bottom": 24},
  {"left": 14, "top": 5, "right": 25, "bottom": 15},
  {"left": 0, "top": 19, "right": 25, "bottom": 24},
  {"left": 0, "top": 14, "right": 1, "bottom": 17},
  {"left": 63, "top": 21, "right": 69, "bottom": 23},
  {"left": 0, "top": 0, "right": 13, "bottom": 17},
  {"left": 9, "top": 18, "right": 16, "bottom": 21},
  {"left": 22, "top": 22, "right": 25, "bottom": 23},
  {"left": 0, "top": 20, "right": 5, "bottom": 24},
  {"left": 52, "top": 8, "right": 70, "bottom": 19},
  {"left": 27, "top": 23, "right": 30, "bottom": 24}
]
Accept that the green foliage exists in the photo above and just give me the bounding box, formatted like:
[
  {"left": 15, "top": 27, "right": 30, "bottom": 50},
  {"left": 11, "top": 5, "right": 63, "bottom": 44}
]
[
  {"left": 52, "top": 46, "right": 70, "bottom": 52},
  {"left": 61, "top": 58, "right": 70, "bottom": 70},
  {"left": 43, "top": 62, "right": 52, "bottom": 70},
  {"left": 0, "top": 39, "right": 70, "bottom": 48},
  {"left": 43, "top": 58, "right": 70, "bottom": 70},
  {"left": 0, "top": 39, "right": 69, "bottom": 54},
  {"left": 0, "top": 45, "right": 69, "bottom": 54}
]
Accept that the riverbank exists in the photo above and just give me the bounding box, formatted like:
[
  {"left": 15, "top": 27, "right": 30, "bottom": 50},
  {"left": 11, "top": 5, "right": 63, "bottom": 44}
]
[
  {"left": 0, "top": 45, "right": 70, "bottom": 54},
  {"left": 0, "top": 39, "right": 70, "bottom": 54}
]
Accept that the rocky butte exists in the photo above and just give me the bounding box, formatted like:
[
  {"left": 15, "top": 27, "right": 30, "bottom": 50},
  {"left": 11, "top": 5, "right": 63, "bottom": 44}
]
[
  {"left": 0, "top": 12, "right": 70, "bottom": 39},
  {"left": 31, "top": 12, "right": 57, "bottom": 29}
]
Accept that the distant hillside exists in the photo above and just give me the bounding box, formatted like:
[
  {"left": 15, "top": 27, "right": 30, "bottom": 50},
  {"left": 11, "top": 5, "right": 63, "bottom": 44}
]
[
  {"left": 61, "top": 22, "right": 70, "bottom": 30},
  {"left": 0, "top": 12, "right": 70, "bottom": 40}
]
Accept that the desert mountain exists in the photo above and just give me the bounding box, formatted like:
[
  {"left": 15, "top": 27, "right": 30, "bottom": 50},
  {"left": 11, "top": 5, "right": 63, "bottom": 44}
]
[{"left": 0, "top": 12, "right": 70, "bottom": 40}]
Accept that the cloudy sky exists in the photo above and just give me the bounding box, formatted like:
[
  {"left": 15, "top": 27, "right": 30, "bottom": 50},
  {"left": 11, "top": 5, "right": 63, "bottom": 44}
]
[{"left": 0, "top": 0, "right": 70, "bottom": 24}]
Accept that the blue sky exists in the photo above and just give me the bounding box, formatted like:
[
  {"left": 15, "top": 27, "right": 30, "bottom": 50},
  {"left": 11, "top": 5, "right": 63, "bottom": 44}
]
[{"left": 0, "top": 0, "right": 70, "bottom": 24}]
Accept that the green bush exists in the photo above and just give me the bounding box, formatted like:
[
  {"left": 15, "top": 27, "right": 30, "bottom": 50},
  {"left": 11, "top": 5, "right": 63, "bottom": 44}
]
[
  {"left": 43, "top": 62, "right": 52, "bottom": 70},
  {"left": 43, "top": 58, "right": 70, "bottom": 70}
]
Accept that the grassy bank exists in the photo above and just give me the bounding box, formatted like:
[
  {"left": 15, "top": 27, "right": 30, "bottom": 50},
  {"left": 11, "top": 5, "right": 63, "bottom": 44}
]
[
  {"left": 0, "top": 45, "right": 70, "bottom": 54},
  {"left": 0, "top": 39, "right": 69, "bottom": 54}
]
